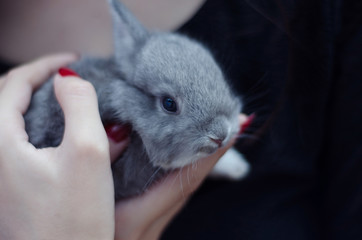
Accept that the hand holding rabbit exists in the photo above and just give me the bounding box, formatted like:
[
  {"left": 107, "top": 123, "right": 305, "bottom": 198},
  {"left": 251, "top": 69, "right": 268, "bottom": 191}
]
[{"left": 0, "top": 53, "right": 247, "bottom": 240}]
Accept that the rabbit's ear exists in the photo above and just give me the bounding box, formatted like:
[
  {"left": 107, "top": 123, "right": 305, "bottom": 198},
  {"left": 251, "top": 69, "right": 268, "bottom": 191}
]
[{"left": 108, "top": 0, "right": 149, "bottom": 74}]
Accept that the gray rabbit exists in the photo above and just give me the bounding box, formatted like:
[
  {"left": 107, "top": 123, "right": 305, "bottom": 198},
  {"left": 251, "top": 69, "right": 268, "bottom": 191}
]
[{"left": 24, "top": 0, "right": 249, "bottom": 200}]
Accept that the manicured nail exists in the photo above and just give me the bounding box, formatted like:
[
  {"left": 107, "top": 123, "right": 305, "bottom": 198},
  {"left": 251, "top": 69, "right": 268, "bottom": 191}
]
[
  {"left": 58, "top": 67, "right": 79, "bottom": 77},
  {"left": 240, "top": 113, "right": 255, "bottom": 134},
  {"left": 105, "top": 123, "right": 132, "bottom": 143}
]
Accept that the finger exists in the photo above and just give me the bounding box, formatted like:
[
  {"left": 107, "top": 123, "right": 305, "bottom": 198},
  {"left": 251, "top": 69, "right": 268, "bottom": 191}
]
[
  {"left": 0, "top": 53, "right": 78, "bottom": 142},
  {"left": 109, "top": 137, "right": 129, "bottom": 163},
  {"left": 0, "top": 53, "right": 77, "bottom": 114},
  {"left": 239, "top": 113, "right": 248, "bottom": 126},
  {"left": 54, "top": 74, "right": 109, "bottom": 162},
  {"left": 105, "top": 123, "right": 132, "bottom": 163}
]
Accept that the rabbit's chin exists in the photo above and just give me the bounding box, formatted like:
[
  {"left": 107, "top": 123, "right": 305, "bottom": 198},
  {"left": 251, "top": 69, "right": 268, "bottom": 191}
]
[{"left": 154, "top": 151, "right": 214, "bottom": 170}]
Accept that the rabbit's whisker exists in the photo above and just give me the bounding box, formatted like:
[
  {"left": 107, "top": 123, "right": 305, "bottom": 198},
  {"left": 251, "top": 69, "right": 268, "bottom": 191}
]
[
  {"left": 142, "top": 166, "right": 162, "bottom": 192},
  {"left": 178, "top": 167, "right": 186, "bottom": 199}
]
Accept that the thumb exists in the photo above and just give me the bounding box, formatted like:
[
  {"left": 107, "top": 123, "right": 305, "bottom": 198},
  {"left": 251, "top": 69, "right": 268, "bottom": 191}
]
[{"left": 53, "top": 74, "right": 109, "bottom": 160}]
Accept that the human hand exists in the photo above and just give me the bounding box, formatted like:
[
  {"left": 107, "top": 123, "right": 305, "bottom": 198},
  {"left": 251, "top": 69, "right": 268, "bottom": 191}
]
[
  {"left": 0, "top": 54, "right": 120, "bottom": 240},
  {"left": 113, "top": 115, "right": 248, "bottom": 240},
  {"left": 0, "top": 53, "right": 247, "bottom": 240}
]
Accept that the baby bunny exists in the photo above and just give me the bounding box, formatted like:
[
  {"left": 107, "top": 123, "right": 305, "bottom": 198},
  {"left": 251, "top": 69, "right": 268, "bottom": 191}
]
[{"left": 24, "top": 0, "right": 249, "bottom": 199}]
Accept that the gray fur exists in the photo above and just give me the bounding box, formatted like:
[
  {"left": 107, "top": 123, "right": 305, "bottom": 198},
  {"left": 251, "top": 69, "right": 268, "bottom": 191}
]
[{"left": 24, "top": 0, "right": 242, "bottom": 199}]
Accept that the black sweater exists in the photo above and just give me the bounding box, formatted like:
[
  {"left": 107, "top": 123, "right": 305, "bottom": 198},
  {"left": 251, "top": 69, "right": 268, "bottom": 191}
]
[
  {"left": 1, "top": 1, "right": 361, "bottom": 239},
  {"left": 162, "top": 0, "right": 362, "bottom": 239}
]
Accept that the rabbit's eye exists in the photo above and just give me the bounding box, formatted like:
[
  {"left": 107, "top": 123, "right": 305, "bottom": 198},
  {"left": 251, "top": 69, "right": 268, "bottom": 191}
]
[{"left": 162, "top": 97, "right": 177, "bottom": 113}]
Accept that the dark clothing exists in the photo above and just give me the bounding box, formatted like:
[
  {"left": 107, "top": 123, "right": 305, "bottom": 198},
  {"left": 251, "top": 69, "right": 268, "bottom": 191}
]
[
  {"left": 0, "top": 58, "right": 14, "bottom": 74},
  {"left": 162, "top": 0, "right": 362, "bottom": 239},
  {"left": 1, "top": 1, "right": 361, "bottom": 239}
]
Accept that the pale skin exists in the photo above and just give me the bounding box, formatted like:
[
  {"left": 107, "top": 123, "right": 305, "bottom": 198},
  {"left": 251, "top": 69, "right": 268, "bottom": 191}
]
[
  {"left": 0, "top": 0, "right": 206, "bottom": 63},
  {"left": 0, "top": 1, "right": 247, "bottom": 239}
]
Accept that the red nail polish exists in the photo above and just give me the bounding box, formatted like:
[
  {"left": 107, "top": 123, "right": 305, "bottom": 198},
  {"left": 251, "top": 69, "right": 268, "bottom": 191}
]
[
  {"left": 58, "top": 67, "right": 79, "bottom": 77},
  {"left": 105, "top": 123, "right": 132, "bottom": 143},
  {"left": 240, "top": 113, "right": 255, "bottom": 134}
]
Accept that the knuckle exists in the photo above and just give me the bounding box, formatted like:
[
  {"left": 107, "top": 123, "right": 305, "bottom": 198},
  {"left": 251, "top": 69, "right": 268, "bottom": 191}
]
[
  {"left": 72, "top": 137, "right": 109, "bottom": 162},
  {"left": 5, "top": 69, "right": 19, "bottom": 80},
  {"left": 6, "top": 64, "right": 31, "bottom": 80},
  {"left": 4, "top": 66, "right": 34, "bottom": 86}
]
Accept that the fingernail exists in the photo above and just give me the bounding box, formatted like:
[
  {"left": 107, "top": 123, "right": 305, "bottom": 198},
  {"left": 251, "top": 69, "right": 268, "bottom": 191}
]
[
  {"left": 240, "top": 113, "right": 255, "bottom": 134},
  {"left": 105, "top": 123, "right": 132, "bottom": 143},
  {"left": 58, "top": 67, "right": 80, "bottom": 77}
]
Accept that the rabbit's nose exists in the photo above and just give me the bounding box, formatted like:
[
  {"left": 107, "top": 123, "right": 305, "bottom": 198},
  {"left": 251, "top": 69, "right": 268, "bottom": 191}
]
[{"left": 209, "top": 137, "right": 225, "bottom": 148}]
